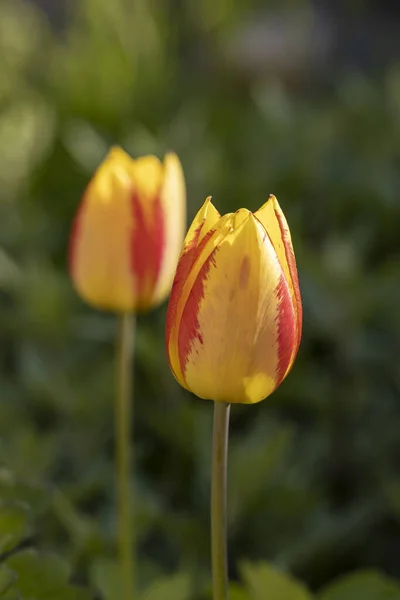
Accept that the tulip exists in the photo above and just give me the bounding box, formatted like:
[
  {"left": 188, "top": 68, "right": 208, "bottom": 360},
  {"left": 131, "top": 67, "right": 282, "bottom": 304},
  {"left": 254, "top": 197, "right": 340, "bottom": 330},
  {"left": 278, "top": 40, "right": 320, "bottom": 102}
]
[
  {"left": 166, "top": 195, "right": 302, "bottom": 404},
  {"left": 69, "top": 146, "right": 186, "bottom": 600},
  {"left": 166, "top": 194, "right": 301, "bottom": 600},
  {"left": 69, "top": 146, "right": 186, "bottom": 313}
]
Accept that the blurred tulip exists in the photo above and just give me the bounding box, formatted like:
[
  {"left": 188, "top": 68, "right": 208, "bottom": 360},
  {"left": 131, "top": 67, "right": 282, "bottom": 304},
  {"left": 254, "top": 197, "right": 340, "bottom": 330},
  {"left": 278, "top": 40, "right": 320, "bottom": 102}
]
[
  {"left": 69, "top": 147, "right": 186, "bottom": 312},
  {"left": 166, "top": 195, "right": 302, "bottom": 404}
]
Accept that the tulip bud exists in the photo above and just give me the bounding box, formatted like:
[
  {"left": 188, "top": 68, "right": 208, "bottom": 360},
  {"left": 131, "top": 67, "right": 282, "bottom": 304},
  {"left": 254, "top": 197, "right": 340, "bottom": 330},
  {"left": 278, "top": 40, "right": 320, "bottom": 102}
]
[
  {"left": 165, "top": 195, "right": 302, "bottom": 404},
  {"left": 69, "top": 147, "right": 186, "bottom": 313}
]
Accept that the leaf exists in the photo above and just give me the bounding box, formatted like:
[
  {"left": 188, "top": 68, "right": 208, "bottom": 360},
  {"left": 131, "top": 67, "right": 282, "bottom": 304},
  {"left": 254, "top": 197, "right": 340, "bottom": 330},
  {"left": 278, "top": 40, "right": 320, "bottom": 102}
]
[
  {"left": 6, "top": 550, "right": 70, "bottom": 598},
  {"left": 89, "top": 558, "right": 122, "bottom": 600},
  {"left": 241, "top": 562, "right": 314, "bottom": 600},
  {"left": 53, "top": 586, "right": 94, "bottom": 600},
  {"left": 0, "top": 565, "right": 16, "bottom": 596},
  {"left": 0, "top": 481, "right": 49, "bottom": 516},
  {"left": 52, "top": 490, "right": 102, "bottom": 550},
  {"left": 0, "top": 503, "right": 30, "bottom": 554},
  {"left": 230, "top": 582, "right": 251, "bottom": 600},
  {"left": 318, "top": 570, "right": 400, "bottom": 600},
  {"left": 139, "top": 573, "right": 191, "bottom": 600}
]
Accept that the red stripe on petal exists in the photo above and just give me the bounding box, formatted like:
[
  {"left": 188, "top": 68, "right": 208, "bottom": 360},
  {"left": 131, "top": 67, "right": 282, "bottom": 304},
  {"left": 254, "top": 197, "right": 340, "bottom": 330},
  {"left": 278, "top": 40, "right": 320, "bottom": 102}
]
[
  {"left": 166, "top": 227, "right": 217, "bottom": 379},
  {"left": 274, "top": 209, "right": 302, "bottom": 352},
  {"left": 177, "top": 236, "right": 218, "bottom": 382},
  {"left": 165, "top": 224, "right": 203, "bottom": 362},
  {"left": 130, "top": 190, "right": 165, "bottom": 304},
  {"left": 274, "top": 273, "right": 296, "bottom": 388}
]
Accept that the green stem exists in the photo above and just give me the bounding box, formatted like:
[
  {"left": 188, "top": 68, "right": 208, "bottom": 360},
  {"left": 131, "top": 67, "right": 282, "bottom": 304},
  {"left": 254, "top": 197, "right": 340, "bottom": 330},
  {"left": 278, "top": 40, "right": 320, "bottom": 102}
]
[
  {"left": 116, "top": 313, "right": 135, "bottom": 600},
  {"left": 211, "top": 401, "right": 231, "bottom": 600}
]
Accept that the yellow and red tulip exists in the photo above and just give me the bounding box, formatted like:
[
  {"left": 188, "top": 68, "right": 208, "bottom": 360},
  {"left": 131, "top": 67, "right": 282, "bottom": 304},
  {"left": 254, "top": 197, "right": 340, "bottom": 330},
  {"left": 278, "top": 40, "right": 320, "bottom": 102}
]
[
  {"left": 69, "top": 147, "right": 186, "bottom": 313},
  {"left": 165, "top": 195, "right": 302, "bottom": 404}
]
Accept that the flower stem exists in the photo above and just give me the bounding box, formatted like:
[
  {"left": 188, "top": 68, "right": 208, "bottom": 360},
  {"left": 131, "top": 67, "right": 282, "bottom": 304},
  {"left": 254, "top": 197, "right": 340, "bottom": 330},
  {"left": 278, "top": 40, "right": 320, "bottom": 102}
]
[
  {"left": 211, "top": 401, "right": 231, "bottom": 600},
  {"left": 116, "top": 313, "right": 135, "bottom": 600}
]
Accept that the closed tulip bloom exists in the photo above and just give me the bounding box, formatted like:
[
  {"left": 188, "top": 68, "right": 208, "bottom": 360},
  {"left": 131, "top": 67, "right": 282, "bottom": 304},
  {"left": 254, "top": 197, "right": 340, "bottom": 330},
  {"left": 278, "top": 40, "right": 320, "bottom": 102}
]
[
  {"left": 166, "top": 196, "right": 302, "bottom": 404},
  {"left": 69, "top": 147, "right": 186, "bottom": 312}
]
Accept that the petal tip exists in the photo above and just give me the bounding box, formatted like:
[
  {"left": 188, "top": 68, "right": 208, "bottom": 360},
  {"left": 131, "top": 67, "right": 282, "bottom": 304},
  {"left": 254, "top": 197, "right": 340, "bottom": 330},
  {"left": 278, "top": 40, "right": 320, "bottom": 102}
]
[
  {"left": 255, "top": 194, "right": 278, "bottom": 213},
  {"left": 269, "top": 194, "right": 282, "bottom": 212},
  {"left": 201, "top": 196, "right": 219, "bottom": 217},
  {"left": 162, "top": 151, "right": 185, "bottom": 191},
  {"left": 163, "top": 151, "right": 182, "bottom": 168},
  {"left": 106, "top": 146, "right": 132, "bottom": 162},
  {"left": 232, "top": 207, "right": 252, "bottom": 229}
]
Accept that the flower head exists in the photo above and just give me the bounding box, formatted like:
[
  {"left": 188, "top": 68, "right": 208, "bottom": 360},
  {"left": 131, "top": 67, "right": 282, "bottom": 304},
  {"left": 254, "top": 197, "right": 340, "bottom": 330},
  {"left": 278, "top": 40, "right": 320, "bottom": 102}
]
[
  {"left": 69, "top": 147, "right": 186, "bottom": 312},
  {"left": 165, "top": 195, "right": 302, "bottom": 404}
]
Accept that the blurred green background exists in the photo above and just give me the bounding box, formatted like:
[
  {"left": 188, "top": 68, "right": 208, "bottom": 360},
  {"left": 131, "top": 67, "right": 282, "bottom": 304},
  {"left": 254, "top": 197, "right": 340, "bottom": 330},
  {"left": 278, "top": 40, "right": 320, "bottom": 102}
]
[{"left": 1, "top": 0, "right": 400, "bottom": 598}]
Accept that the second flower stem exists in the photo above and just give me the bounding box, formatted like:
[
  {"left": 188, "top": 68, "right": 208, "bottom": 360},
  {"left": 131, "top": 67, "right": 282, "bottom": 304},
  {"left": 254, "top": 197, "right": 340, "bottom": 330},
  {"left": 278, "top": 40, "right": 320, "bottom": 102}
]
[
  {"left": 116, "top": 313, "right": 136, "bottom": 600},
  {"left": 211, "top": 401, "right": 231, "bottom": 600}
]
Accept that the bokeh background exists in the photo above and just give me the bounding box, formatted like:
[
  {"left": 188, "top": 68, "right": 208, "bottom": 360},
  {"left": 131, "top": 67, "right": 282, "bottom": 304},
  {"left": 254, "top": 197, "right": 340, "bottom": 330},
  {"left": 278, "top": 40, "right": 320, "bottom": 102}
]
[{"left": 1, "top": 0, "right": 400, "bottom": 598}]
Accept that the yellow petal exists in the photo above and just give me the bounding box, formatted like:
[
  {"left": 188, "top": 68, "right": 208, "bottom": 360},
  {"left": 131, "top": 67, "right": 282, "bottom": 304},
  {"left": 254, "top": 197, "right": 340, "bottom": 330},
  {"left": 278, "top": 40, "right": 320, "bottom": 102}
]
[
  {"left": 88, "top": 147, "right": 131, "bottom": 204},
  {"left": 197, "top": 197, "right": 222, "bottom": 244},
  {"left": 166, "top": 204, "right": 230, "bottom": 389},
  {"left": 254, "top": 195, "right": 302, "bottom": 374},
  {"left": 130, "top": 154, "right": 163, "bottom": 206},
  {"left": 254, "top": 195, "right": 293, "bottom": 293},
  {"left": 70, "top": 149, "right": 135, "bottom": 311},
  {"left": 151, "top": 153, "right": 186, "bottom": 306},
  {"left": 183, "top": 197, "right": 221, "bottom": 251}
]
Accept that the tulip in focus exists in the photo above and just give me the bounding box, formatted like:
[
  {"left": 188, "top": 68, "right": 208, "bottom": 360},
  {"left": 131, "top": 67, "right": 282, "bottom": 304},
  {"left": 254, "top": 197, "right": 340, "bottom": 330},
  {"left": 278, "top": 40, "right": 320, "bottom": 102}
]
[
  {"left": 69, "top": 147, "right": 186, "bottom": 312},
  {"left": 166, "top": 195, "right": 302, "bottom": 404}
]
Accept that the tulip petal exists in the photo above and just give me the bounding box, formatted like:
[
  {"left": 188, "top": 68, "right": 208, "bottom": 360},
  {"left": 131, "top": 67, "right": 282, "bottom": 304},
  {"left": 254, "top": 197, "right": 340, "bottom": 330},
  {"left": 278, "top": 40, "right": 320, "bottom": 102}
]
[
  {"left": 166, "top": 198, "right": 224, "bottom": 387},
  {"left": 130, "top": 155, "right": 163, "bottom": 205},
  {"left": 254, "top": 195, "right": 302, "bottom": 371},
  {"left": 185, "top": 196, "right": 221, "bottom": 249},
  {"left": 174, "top": 211, "right": 296, "bottom": 403},
  {"left": 151, "top": 153, "right": 186, "bottom": 305},
  {"left": 69, "top": 149, "right": 137, "bottom": 311}
]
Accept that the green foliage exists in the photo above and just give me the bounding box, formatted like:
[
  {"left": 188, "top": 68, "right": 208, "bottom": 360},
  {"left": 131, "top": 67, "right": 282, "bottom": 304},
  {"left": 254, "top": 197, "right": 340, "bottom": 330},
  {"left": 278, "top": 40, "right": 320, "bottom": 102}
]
[
  {"left": 138, "top": 573, "right": 191, "bottom": 600},
  {"left": 0, "top": 504, "right": 30, "bottom": 555},
  {"left": 318, "top": 571, "right": 400, "bottom": 600},
  {"left": 0, "top": 565, "right": 17, "bottom": 596},
  {"left": 7, "top": 551, "right": 70, "bottom": 597},
  {"left": 241, "top": 562, "right": 313, "bottom": 600},
  {"left": 0, "top": 472, "right": 92, "bottom": 599},
  {"left": 89, "top": 558, "right": 122, "bottom": 600},
  {"left": 0, "top": 0, "right": 400, "bottom": 598},
  {"left": 0, "top": 538, "right": 93, "bottom": 599},
  {"left": 230, "top": 583, "right": 251, "bottom": 600},
  {"left": 90, "top": 559, "right": 191, "bottom": 600}
]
